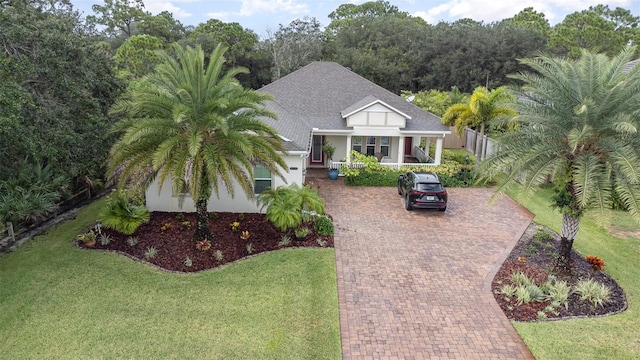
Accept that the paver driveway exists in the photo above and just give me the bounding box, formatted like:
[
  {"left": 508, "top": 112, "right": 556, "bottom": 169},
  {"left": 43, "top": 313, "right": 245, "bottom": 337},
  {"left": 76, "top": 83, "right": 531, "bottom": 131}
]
[{"left": 314, "top": 178, "right": 535, "bottom": 359}]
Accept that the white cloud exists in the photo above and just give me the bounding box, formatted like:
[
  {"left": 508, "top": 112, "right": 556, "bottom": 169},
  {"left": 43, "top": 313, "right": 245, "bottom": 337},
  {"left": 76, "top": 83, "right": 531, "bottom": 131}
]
[
  {"left": 206, "top": 11, "right": 231, "bottom": 22},
  {"left": 143, "top": 0, "right": 192, "bottom": 20},
  {"left": 411, "top": 0, "right": 635, "bottom": 25},
  {"left": 237, "top": 0, "right": 309, "bottom": 16}
]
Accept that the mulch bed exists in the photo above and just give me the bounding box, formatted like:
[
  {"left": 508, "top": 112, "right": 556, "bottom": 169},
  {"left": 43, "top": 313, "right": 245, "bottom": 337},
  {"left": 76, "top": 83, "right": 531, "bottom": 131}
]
[
  {"left": 80, "top": 212, "right": 333, "bottom": 273},
  {"left": 492, "top": 222, "right": 627, "bottom": 322}
]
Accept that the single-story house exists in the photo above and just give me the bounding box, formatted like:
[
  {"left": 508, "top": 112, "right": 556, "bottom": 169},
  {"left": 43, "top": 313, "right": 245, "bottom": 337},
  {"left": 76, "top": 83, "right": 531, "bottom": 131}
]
[{"left": 146, "top": 61, "right": 450, "bottom": 213}]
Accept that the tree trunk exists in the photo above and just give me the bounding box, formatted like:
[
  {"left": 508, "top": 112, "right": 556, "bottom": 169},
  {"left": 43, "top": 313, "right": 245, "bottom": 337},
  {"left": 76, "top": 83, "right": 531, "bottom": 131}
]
[
  {"left": 554, "top": 213, "right": 581, "bottom": 273},
  {"left": 194, "top": 199, "right": 212, "bottom": 242}
]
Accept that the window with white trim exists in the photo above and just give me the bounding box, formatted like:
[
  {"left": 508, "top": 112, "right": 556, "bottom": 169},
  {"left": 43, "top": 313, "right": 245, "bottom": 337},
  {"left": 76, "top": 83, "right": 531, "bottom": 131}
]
[
  {"left": 352, "top": 136, "right": 362, "bottom": 153},
  {"left": 254, "top": 165, "right": 271, "bottom": 194},
  {"left": 366, "top": 136, "right": 376, "bottom": 155},
  {"left": 380, "top": 136, "right": 390, "bottom": 157}
]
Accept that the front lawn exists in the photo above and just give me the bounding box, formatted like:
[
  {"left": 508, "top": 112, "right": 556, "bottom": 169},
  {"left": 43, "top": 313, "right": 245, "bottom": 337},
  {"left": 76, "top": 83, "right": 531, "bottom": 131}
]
[
  {"left": 507, "top": 186, "right": 640, "bottom": 360},
  {"left": 0, "top": 199, "right": 341, "bottom": 359}
]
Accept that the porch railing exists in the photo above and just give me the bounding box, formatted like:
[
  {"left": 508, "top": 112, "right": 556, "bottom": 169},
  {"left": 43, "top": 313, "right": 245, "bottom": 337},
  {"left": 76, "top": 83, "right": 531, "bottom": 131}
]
[{"left": 329, "top": 161, "right": 437, "bottom": 171}]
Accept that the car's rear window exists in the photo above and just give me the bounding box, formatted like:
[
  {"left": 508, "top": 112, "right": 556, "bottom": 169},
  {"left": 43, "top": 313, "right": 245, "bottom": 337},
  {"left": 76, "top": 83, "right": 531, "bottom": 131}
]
[{"left": 416, "top": 183, "right": 444, "bottom": 192}]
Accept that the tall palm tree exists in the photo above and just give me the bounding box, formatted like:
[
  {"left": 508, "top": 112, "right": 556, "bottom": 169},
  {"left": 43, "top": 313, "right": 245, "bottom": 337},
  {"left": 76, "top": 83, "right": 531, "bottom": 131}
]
[
  {"left": 108, "top": 43, "right": 287, "bottom": 241},
  {"left": 480, "top": 48, "right": 640, "bottom": 271},
  {"left": 442, "top": 86, "right": 516, "bottom": 161}
]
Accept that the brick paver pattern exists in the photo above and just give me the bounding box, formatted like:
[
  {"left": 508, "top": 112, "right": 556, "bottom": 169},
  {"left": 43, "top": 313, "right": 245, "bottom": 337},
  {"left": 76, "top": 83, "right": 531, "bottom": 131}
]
[{"left": 315, "top": 178, "right": 535, "bottom": 359}]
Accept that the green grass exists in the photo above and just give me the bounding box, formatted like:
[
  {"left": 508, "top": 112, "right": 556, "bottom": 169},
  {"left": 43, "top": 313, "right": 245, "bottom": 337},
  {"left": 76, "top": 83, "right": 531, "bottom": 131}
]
[
  {"left": 506, "top": 186, "right": 640, "bottom": 360},
  {"left": 0, "top": 199, "right": 341, "bottom": 359}
]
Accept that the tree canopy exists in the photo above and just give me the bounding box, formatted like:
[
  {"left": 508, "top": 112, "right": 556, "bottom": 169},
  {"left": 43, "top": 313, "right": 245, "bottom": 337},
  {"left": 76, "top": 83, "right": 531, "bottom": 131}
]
[
  {"left": 0, "top": 0, "right": 123, "bottom": 180},
  {"left": 480, "top": 49, "right": 640, "bottom": 270}
]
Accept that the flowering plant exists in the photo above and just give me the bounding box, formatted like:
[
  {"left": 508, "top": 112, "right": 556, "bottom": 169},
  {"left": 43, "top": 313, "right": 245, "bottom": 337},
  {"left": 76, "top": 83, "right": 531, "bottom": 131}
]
[
  {"left": 240, "top": 231, "right": 250, "bottom": 240},
  {"left": 196, "top": 239, "right": 211, "bottom": 251},
  {"left": 585, "top": 255, "right": 605, "bottom": 271},
  {"left": 230, "top": 221, "right": 240, "bottom": 232}
]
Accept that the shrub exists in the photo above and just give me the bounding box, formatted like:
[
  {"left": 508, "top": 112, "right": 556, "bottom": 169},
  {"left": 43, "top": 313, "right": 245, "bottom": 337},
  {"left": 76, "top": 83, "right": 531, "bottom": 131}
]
[
  {"left": 346, "top": 171, "right": 399, "bottom": 186},
  {"left": 0, "top": 162, "right": 69, "bottom": 227},
  {"left": 585, "top": 255, "right": 605, "bottom": 272},
  {"left": 515, "top": 286, "right": 532, "bottom": 305},
  {"left": 314, "top": 216, "right": 334, "bottom": 236},
  {"left": 510, "top": 272, "right": 534, "bottom": 287},
  {"left": 442, "top": 149, "right": 475, "bottom": 165},
  {"left": 258, "top": 184, "right": 325, "bottom": 232},
  {"left": 526, "top": 285, "right": 546, "bottom": 302},
  {"left": 98, "top": 191, "right": 150, "bottom": 235},
  {"left": 544, "top": 280, "right": 570, "bottom": 309},
  {"left": 294, "top": 227, "right": 310, "bottom": 238},
  {"left": 500, "top": 284, "right": 517, "bottom": 297},
  {"left": 342, "top": 158, "right": 471, "bottom": 188},
  {"left": 574, "top": 279, "right": 611, "bottom": 307},
  {"left": 534, "top": 231, "right": 554, "bottom": 242}
]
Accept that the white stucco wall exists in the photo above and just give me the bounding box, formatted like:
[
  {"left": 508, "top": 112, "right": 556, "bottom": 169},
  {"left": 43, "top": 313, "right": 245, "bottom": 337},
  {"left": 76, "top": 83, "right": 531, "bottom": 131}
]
[{"left": 145, "top": 154, "right": 305, "bottom": 213}]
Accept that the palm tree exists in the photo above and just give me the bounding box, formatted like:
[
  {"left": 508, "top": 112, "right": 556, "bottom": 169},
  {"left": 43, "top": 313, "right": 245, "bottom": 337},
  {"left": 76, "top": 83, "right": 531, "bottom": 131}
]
[
  {"left": 480, "top": 48, "right": 640, "bottom": 271},
  {"left": 442, "top": 86, "right": 516, "bottom": 161},
  {"left": 108, "top": 43, "right": 287, "bottom": 241}
]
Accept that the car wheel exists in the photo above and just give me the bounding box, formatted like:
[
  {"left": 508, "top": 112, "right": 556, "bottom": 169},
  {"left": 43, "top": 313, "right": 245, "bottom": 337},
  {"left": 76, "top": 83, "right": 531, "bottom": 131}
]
[
  {"left": 397, "top": 183, "right": 403, "bottom": 195},
  {"left": 439, "top": 206, "right": 447, "bottom": 212},
  {"left": 404, "top": 195, "right": 413, "bottom": 211}
]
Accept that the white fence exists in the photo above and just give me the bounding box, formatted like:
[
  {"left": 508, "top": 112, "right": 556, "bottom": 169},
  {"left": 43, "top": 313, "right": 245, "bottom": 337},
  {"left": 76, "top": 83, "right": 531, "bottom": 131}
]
[{"left": 329, "top": 161, "right": 437, "bottom": 172}]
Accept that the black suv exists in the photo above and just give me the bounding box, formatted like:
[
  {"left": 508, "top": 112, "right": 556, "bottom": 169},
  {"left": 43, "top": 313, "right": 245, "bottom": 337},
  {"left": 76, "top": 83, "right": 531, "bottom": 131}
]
[{"left": 397, "top": 171, "right": 447, "bottom": 211}]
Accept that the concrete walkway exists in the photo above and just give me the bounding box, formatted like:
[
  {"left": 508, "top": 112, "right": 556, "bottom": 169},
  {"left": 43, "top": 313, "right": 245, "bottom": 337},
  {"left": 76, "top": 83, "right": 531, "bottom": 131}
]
[{"left": 312, "top": 176, "right": 535, "bottom": 359}]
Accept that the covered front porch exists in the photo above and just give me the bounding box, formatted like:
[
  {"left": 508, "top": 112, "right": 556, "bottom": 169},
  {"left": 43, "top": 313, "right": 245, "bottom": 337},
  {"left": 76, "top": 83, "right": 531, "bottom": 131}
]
[{"left": 307, "top": 132, "right": 445, "bottom": 170}]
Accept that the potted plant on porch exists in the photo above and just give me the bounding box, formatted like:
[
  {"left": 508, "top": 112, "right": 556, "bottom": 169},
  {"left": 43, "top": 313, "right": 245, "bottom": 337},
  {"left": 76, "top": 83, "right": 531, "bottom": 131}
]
[{"left": 322, "top": 141, "right": 339, "bottom": 180}]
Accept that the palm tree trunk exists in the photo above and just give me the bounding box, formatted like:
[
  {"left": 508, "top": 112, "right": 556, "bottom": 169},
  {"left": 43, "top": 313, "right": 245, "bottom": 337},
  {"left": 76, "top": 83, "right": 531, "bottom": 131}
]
[
  {"left": 555, "top": 213, "right": 581, "bottom": 273},
  {"left": 194, "top": 199, "right": 212, "bottom": 242}
]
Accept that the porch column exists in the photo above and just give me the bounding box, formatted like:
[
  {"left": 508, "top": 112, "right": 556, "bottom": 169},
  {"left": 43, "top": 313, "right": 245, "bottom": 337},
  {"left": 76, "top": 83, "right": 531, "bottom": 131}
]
[
  {"left": 424, "top": 138, "right": 431, "bottom": 159},
  {"left": 346, "top": 135, "right": 352, "bottom": 165},
  {"left": 434, "top": 136, "right": 443, "bottom": 165},
  {"left": 398, "top": 136, "right": 405, "bottom": 167}
]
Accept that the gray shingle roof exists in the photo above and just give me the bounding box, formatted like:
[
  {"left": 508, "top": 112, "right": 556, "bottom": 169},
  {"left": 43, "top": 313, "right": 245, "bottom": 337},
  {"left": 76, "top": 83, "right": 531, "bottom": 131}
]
[{"left": 258, "top": 61, "right": 449, "bottom": 150}]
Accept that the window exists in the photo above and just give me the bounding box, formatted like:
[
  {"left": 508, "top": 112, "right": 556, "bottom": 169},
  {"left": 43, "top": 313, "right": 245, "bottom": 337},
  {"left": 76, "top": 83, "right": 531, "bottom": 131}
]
[
  {"left": 380, "top": 136, "right": 390, "bottom": 157},
  {"left": 366, "top": 136, "right": 376, "bottom": 155},
  {"left": 352, "top": 136, "right": 362, "bottom": 153},
  {"left": 254, "top": 165, "right": 271, "bottom": 194}
]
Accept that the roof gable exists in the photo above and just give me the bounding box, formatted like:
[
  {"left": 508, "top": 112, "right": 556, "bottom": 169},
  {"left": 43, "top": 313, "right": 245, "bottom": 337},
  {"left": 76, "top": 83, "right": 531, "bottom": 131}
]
[{"left": 341, "top": 95, "right": 412, "bottom": 120}]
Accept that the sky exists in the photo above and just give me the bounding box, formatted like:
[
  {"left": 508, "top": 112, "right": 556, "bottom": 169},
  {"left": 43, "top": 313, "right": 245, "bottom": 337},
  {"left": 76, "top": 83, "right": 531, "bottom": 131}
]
[{"left": 72, "top": 0, "right": 640, "bottom": 36}]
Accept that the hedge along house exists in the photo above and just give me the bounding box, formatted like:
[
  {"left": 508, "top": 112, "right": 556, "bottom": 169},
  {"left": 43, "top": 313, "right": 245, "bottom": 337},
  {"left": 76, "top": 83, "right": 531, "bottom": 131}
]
[{"left": 146, "top": 61, "right": 450, "bottom": 213}]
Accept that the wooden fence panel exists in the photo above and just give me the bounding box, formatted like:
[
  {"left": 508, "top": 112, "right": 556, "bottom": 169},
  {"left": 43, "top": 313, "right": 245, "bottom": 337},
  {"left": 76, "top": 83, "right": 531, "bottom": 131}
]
[
  {"left": 443, "top": 126, "right": 466, "bottom": 149},
  {"left": 0, "top": 222, "right": 15, "bottom": 252}
]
